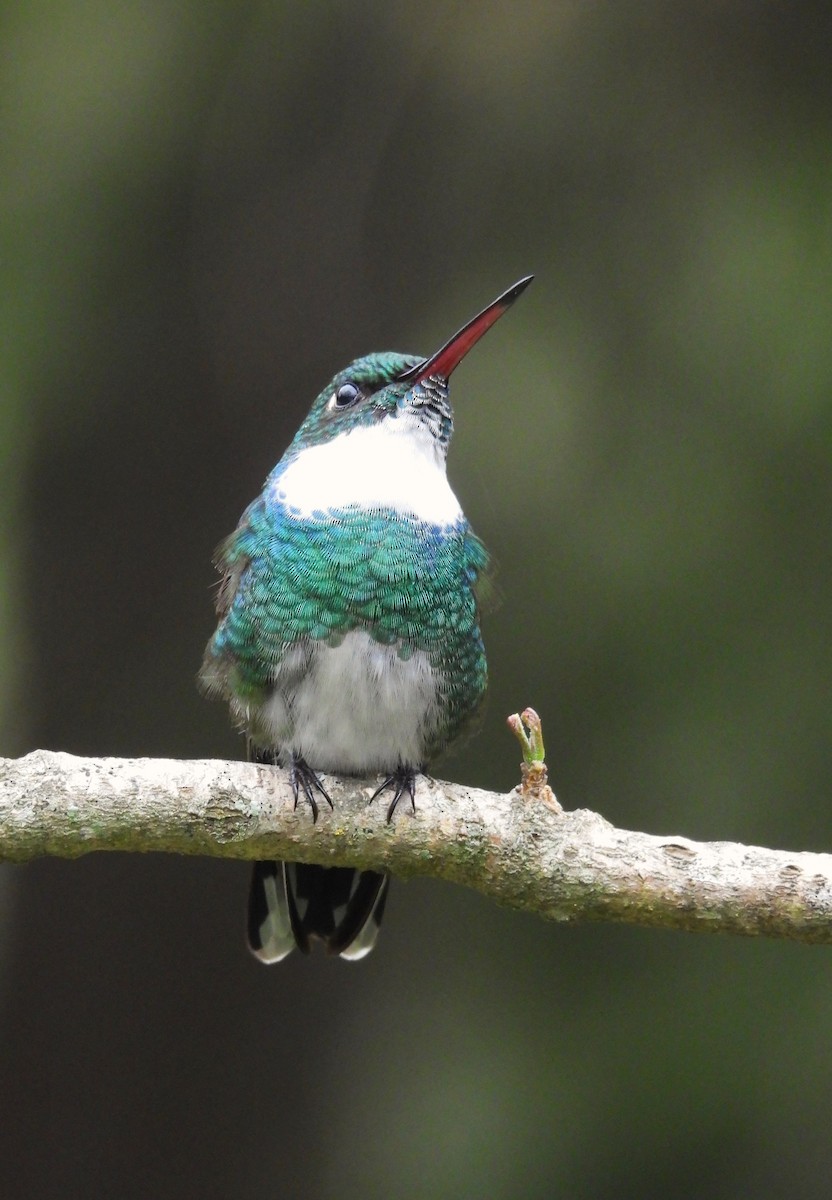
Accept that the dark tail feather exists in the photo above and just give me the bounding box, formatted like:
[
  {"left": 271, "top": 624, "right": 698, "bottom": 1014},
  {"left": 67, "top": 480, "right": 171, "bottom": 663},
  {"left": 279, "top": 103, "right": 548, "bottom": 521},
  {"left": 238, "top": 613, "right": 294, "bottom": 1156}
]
[
  {"left": 334, "top": 870, "right": 389, "bottom": 961},
  {"left": 247, "top": 860, "right": 297, "bottom": 963},
  {"left": 247, "top": 860, "right": 389, "bottom": 962},
  {"left": 293, "top": 863, "right": 389, "bottom": 960}
]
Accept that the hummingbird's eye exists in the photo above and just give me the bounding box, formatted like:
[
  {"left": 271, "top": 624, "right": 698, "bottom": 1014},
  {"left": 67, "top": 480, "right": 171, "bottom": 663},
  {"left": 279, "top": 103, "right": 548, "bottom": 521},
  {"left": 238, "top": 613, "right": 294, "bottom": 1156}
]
[{"left": 331, "top": 382, "right": 361, "bottom": 410}]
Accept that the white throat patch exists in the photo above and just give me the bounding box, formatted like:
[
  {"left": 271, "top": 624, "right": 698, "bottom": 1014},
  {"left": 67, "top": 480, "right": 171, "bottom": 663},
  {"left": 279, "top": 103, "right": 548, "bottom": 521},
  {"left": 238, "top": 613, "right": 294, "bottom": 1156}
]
[{"left": 271, "top": 420, "right": 463, "bottom": 526}]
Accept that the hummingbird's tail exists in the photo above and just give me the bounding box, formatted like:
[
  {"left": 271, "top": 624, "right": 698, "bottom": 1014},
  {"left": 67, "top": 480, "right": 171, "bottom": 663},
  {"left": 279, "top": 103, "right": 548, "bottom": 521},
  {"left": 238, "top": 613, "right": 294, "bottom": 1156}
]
[
  {"left": 245, "top": 744, "right": 389, "bottom": 961},
  {"left": 247, "top": 860, "right": 389, "bottom": 962}
]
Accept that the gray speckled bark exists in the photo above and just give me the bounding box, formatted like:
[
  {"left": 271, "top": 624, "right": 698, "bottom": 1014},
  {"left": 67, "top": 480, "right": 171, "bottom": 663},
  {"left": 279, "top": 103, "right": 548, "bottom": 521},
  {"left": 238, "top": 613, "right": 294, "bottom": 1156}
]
[{"left": 2, "top": 750, "right": 831, "bottom": 943}]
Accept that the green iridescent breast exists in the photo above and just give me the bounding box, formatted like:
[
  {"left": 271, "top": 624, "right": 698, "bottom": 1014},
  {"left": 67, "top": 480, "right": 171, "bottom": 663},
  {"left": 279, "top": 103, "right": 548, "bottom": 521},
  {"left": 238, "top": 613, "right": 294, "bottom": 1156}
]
[{"left": 200, "top": 496, "right": 490, "bottom": 724}]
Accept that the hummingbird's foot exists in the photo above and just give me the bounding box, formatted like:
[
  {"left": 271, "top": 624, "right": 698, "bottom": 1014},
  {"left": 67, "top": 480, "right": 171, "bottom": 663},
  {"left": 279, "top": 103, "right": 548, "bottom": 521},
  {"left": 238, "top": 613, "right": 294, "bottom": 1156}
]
[
  {"left": 290, "top": 754, "right": 333, "bottom": 823},
  {"left": 369, "top": 765, "right": 421, "bottom": 823}
]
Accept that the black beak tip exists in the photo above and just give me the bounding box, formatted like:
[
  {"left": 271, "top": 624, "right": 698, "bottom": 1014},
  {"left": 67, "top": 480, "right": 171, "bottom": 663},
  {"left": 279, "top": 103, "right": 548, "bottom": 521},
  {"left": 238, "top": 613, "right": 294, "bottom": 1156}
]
[{"left": 503, "top": 274, "right": 535, "bottom": 306}]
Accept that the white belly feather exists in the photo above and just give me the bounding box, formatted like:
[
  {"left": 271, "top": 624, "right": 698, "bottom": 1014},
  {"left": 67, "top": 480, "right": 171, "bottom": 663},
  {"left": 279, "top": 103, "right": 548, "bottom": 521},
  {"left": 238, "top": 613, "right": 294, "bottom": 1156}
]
[{"left": 260, "top": 631, "right": 441, "bottom": 772}]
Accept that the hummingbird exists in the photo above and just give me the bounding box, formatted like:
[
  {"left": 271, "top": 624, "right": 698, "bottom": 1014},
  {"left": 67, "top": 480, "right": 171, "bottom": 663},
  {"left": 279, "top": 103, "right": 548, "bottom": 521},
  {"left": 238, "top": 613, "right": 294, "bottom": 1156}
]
[{"left": 200, "top": 275, "right": 533, "bottom": 961}]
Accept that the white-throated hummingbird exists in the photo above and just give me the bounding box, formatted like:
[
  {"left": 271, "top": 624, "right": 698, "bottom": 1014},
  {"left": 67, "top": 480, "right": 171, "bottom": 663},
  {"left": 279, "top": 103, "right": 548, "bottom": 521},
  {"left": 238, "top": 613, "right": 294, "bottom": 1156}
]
[{"left": 200, "top": 275, "right": 533, "bottom": 961}]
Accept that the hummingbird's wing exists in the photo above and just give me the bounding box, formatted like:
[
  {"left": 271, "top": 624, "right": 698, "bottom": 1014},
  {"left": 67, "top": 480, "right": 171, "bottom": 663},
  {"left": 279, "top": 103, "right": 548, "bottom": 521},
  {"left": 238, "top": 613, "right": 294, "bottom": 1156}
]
[
  {"left": 211, "top": 522, "right": 252, "bottom": 618},
  {"left": 198, "top": 499, "right": 287, "bottom": 703},
  {"left": 466, "top": 528, "right": 499, "bottom": 615}
]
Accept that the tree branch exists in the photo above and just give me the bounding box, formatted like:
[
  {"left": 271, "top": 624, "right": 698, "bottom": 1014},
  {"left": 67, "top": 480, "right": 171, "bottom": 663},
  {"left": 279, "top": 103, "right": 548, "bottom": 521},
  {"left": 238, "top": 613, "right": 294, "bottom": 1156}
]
[{"left": 1, "top": 749, "right": 831, "bottom": 944}]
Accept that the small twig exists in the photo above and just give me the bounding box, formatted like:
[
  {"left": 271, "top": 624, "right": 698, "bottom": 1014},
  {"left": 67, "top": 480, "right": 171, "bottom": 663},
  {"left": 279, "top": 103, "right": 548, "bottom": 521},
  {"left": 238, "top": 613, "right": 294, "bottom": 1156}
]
[{"left": 507, "top": 706, "right": 562, "bottom": 812}]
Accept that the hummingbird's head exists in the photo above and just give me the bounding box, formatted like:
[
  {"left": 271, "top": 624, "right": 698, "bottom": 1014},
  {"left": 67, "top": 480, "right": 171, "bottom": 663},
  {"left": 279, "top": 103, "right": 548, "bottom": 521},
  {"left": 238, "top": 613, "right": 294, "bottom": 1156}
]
[
  {"left": 286, "top": 276, "right": 534, "bottom": 463},
  {"left": 288, "top": 352, "right": 453, "bottom": 460}
]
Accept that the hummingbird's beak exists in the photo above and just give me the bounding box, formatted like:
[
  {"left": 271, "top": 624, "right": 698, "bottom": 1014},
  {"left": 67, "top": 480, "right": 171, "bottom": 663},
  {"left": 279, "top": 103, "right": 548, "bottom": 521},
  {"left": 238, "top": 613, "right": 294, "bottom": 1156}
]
[{"left": 399, "top": 275, "right": 534, "bottom": 384}]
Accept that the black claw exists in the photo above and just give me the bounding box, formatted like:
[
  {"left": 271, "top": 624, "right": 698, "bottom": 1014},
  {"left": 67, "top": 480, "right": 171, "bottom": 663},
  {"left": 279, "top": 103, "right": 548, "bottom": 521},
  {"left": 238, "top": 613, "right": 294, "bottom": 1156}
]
[
  {"left": 290, "top": 755, "right": 333, "bottom": 823},
  {"left": 369, "top": 766, "right": 420, "bottom": 824}
]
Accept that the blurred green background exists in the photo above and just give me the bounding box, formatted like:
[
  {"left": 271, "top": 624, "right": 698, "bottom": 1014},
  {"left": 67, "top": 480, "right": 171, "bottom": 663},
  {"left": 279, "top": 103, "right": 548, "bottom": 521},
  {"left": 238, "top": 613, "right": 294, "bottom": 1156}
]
[{"left": 2, "top": 2, "right": 832, "bottom": 1196}]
